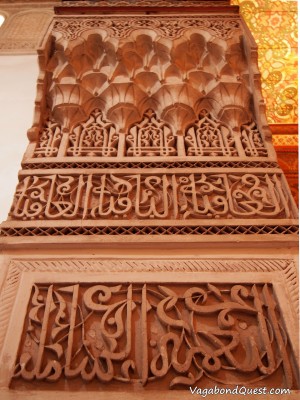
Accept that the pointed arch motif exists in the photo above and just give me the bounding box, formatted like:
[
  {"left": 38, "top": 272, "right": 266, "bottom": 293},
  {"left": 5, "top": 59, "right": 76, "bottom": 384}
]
[
  {"left": 184, "top": 110, "right": 237, "bottom": 156},
  {"left": 126, "top": 109, "right": 176, "bottom": 156},
  {"left": 67, "top": 109, "right": 118, "bottom": 157}
]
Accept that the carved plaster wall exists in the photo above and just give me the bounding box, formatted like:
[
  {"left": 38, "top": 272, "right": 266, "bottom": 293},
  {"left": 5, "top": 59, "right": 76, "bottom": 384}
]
[
  {"left": 0, "top": 4, "right": 53, "bottom": 53},
  {"left": 0, "top": 1, "right": 298, "bottom": 398},
  {"left": 0, "top": 256, "right": 298, "bottom": 392},
  {"left": 0, "top": 2, "right": 298, "bottom": 238}
]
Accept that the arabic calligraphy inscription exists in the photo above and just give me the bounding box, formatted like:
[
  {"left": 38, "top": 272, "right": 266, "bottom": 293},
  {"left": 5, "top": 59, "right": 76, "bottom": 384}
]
[{"left": 12, "top": 283, "right": 295, "bottom": 389}]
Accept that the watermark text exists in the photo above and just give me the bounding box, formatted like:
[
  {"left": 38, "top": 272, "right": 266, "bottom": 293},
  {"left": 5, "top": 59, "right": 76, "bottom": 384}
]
[{"left": 189, "top": 385, "right": 291, "bottom": 397}]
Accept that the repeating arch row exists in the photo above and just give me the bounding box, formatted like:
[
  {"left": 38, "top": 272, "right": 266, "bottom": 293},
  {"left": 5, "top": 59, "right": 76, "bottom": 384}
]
[{"left": 32, "top": 108, "right": 267, "bottom": 159}]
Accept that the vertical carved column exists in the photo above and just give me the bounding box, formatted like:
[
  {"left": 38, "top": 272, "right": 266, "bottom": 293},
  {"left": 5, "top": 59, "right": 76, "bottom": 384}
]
[{"left": 0, "top": 0, "right": 298, "bottom": 397}]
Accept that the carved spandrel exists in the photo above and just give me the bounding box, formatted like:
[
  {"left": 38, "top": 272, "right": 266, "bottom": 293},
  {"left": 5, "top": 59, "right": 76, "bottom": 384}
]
[
  {"left": 13, "top": 283, "right": 296, "bottom": 389},
  {"left": 9, "top": 172, "right": 295, "bottom": 221}
]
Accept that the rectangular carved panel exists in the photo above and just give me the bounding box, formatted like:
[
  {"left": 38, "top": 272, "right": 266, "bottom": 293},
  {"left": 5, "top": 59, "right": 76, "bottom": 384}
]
[
  {"left": 10, "top": 171, "right": 295, "bottom": 221},
  {"left": 12, "top": 282, "right": 297, "bottom": 390}
]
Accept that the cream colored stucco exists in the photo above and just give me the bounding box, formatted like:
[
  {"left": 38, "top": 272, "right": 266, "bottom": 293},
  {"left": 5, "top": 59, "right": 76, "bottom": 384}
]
[{"left": 0, "top": 55, "right": 38, "bottom": 222}]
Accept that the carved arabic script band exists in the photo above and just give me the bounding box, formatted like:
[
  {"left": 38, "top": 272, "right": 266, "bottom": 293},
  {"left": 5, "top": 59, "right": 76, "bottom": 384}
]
[
  {"left": 13, "top": 283, "right": 295, "bottom": 388},
  {"left": 10, "top": 172, "right": 293, "bottom": 221}
]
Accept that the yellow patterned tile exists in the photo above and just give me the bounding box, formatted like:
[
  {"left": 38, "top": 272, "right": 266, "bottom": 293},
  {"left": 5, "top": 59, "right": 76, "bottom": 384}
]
[{"left": 232, "top": 0, "right": 298, "bottom": 124}]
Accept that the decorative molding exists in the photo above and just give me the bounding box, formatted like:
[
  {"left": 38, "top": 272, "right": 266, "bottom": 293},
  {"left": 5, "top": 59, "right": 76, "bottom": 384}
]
[
  {"left": 58, "top": 0, "right": 231, "bottom": 8},
  {"left": 1, "top": 224, "right": 298, "bottom": 237},
  {"left": 22, "top": 161, "right": 280, "bottom": 170},
  {"left": 53, "top": 16, "right": 241, "bottom": 41},
  {"left": 273, "top": 135, "right": 298, "bottom": 147},
  {"left": 270, "top": 124, "right": 298, "bottom": 136}
]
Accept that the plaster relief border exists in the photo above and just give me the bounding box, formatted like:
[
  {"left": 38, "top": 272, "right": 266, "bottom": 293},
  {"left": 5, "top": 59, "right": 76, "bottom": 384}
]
[
  {"left": 52, "top": 15, "right": 241, "bottom": 42},
  {"left": 0, "top": 257, "right": 298, "bottom": 369}
]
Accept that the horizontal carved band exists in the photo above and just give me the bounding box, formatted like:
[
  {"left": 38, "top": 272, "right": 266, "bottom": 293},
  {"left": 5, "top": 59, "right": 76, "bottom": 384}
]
[
  {"left": 57, "top": 1, "right": 231, "bottom": 9},
  {"left": 22, "top": 161, "right": 280, "bottom": 170},
  {"left": 53, "top": 16, "right": 240, "bottom": 40},
  {"left": 12, "top": 282, "right": 296, "bottom": 388},
  {"left": 9, "top": 172, "right": 295, "bottom": 221},
  {"left": 33, "top": 111, "right": 268, "bottom": 160},
  {"left": 1, "top": 225, "right": 298, "bottom": 237}
]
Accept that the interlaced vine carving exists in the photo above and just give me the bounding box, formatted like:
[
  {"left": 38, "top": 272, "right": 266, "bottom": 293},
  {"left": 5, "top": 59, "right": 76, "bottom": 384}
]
[
  {"left": 241, "top": 121, "right": 268, "bottom": 157},
  {"left": 53, "top": 16, "right": 240, "bottom": 41},
  {"left": 68, "top": 109, "right": 118, "bottom": 157},
  {"left": 126, "top": 109, "right": 176, "bottom": 157},
  {"left": 60, "top": 1, "right": 231, "bottom": 8},
  {"left": 12, "top": 282, "right": 296, "bottom": 388},
  {"left": 185, "top": 111, "right": 237, "bottom": 157},
  {"left": 33, "top": 119, "right": 62, "bottom": 158}
]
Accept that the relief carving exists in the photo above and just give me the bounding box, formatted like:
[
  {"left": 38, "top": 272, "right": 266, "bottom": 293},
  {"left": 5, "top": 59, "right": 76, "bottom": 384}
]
[
  {"left": 9, "top": 172, "right": 294, "bottom": 221},
  {"left": 126, "top": 109, "right": 176, "bottom": 157},
  {"left": 60, "top": 1, "right": 231, "bottom": 8},
  {"left": 185, "top": 110, "right": 237, "bottom": 157},
  {"left": 22, "top": 161, "right": 280, "bottom": 170},
  {"left": 1, "top": 258, "right": 297, "bottom": 357},
  {"left": 241, "top": 121, "right": 268, "bottom": 157},
  {"left": 47, "top": 23, "right": 249, "bottom": 136},
  {"left": 53, "top": 16, "right": 240, "bottom": 41},
  {"left": 13, "top": 282, "right": 296, "bottom": 388},
  {"left": 31, "top": 23, "right": 269, "bottom": 162},
  {"left": 33, "top": 111, "right": 269, "bottom": 160},
  {"left": 68, "top": 109, "right": 118, "bottom": 157},
  {"left": 1, "top": 4, "right": 297, "bottom": 240},
  {"left": 34, "top": 119, "right": 62, "bottom": 158},
  {"left": 1, "top": 224, "right": 298, "bottom": 237},
  {"left": 0, "top": 2, "right": 298, "bottom": 396}
]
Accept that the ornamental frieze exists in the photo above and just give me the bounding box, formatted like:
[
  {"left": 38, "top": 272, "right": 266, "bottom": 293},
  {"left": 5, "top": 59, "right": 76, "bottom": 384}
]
[
  {"left": 12, "top": 282, "right": 296, "bottom": 389},
  {"left": 10, "top": 172, "right": 296, "bottom": 221},
  {"left": 52, "top": 16, "right": 240, "bottom": 41}
]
